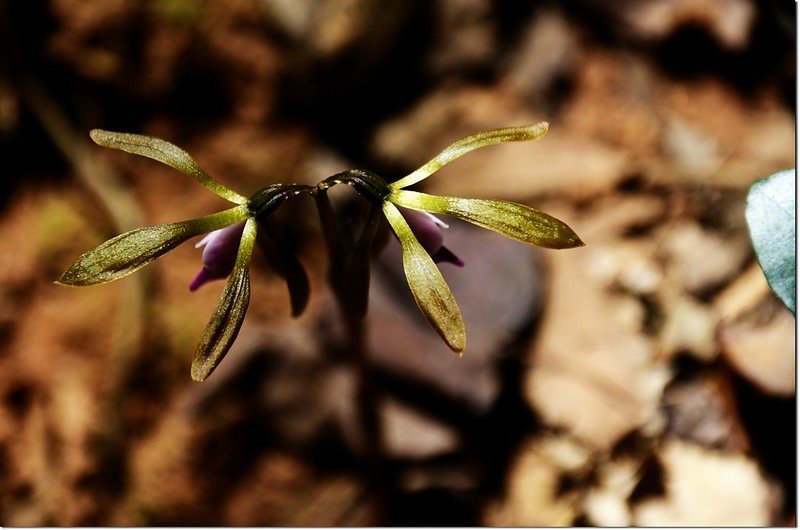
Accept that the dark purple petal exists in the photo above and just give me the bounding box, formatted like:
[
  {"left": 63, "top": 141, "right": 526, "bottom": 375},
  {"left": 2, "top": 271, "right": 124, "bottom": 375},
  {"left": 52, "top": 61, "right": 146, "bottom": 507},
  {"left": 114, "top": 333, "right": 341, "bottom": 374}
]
[
  {"left": 399, "top": 208, "right": 464, "bottom": 267},
  {"left": 189, "top": 267, "right": 215, "bottom": 292},
  {"left": 189, "top": 221, "right": 246, "bottom": 290},
  {"left": 400, "top": 208, "right": 444, "bottom": 256}
]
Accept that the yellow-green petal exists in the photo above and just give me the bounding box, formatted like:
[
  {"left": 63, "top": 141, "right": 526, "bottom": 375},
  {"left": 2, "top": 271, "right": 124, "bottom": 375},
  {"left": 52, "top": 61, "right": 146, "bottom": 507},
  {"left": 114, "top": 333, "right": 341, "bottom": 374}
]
[
  {"left": 390, "top": 190, "right": 583, "bottom": 249},
  {"left": 390, "top": 123, "right": 549, "bottom": 190},
  {"left": 191, "top": 217, "right": 257, "bottom": 381},
  {"left": 383, "top": 202, "right": 466, "bottom": 353},
  {"left": 57, "top": 205, "right": 250, "bottom": 286},
  {"left": 90, "top": 129, "right": 247, "bottom": 205}
]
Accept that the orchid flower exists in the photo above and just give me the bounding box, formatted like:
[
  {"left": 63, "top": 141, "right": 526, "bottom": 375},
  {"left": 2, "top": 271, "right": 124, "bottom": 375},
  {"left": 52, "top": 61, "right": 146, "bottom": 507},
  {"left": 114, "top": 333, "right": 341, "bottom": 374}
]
[
  {"left": 57, "top": 130, "right": 309, "bottom": 381},
  {"left": 376, "top": 123, "right": 583, "bottom": 353},
  {"left": 58, "top": 123, "right": 583, "bottom": 382}
]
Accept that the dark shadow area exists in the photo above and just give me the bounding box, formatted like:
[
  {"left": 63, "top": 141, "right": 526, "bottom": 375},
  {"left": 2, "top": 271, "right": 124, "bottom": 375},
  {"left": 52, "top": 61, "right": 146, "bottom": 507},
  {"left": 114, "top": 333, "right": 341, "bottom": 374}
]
[
  {"left": 733, "top": 373, "right": 796, "bottom": 520},
  {"left": 273, "top": 2, "right": 436, "bottom": 168}
]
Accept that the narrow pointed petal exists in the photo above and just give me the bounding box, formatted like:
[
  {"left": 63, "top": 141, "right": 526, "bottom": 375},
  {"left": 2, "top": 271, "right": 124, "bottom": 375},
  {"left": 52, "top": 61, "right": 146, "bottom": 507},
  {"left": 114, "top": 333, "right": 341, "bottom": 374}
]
[
  {"left": 390, "top": 123, "right": 549, "bottom": 190},
  {"left": 390, "top": 190, "right": 584, "bottom": 249},
  {"left": 191, "top": 217, "right": 257, "bottom": 381},
  {"left": 90, "top": 129, "right": 247, "bottom": 204},
  {"left": 57, "top": 205, "right": 250, "bottom": 286},
  {"left": 383, "top": 202, "right": 466, "bottom": 353}
]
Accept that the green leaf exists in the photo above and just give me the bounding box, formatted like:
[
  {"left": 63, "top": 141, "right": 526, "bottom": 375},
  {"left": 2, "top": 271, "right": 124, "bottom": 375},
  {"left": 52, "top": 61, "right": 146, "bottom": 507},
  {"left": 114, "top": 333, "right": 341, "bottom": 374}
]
[
  {"left": 57, "top": 205, "right": 250, "bottom": 286},
  {"left": 90, "top": 129, "right": 247, "bottom": 204},
  {"left": 390, "top": 190, "right": 584, "bottom": 249},
  {"left": 383, "top": 202, "right": 466, "bottom": 353},
  {"left": 192, "top": 217, "right": 257, "bottom": 381},
  {"left": 390, "top": 123, "right": 549, "bottom": 190},
  {"left": 745, "top": 169, "right": 796, "bottom": 314}
]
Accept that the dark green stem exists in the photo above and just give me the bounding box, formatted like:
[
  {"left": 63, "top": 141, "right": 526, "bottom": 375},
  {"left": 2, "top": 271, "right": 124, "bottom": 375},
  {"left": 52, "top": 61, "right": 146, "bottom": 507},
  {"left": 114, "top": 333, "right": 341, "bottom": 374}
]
[
  {"left": 318, "top": 169, "right": 391, "bottom": 204},
  {"left": 248, "top": 184, "right": 313, "bottom": 217}
]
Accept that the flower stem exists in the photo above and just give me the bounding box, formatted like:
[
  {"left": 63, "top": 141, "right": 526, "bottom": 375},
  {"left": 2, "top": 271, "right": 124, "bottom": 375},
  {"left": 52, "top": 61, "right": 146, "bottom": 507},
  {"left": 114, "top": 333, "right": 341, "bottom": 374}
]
[
  {"left": 347, "top": 310, "right": 386, "bottom": 489},
  {"left": 314, "top": 190, "right": 387, "bottom": 516}
]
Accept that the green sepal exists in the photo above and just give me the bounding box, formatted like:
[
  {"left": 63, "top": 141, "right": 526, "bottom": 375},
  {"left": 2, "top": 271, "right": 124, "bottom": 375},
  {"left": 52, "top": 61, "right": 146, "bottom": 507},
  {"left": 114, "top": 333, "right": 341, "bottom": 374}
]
[
  {"left": 383, "top": 202, "right": 466, "bottom": 353},
  {"left": 56, "top": 205, "right": 251, "bottom": 286},
  {"left": 390, "top": 190, "right": 583, "bottom": 249},
  {"left": 191, "top": 217, "right": 257, "bottom": 381},
  {"left": 90, "top": 129, "right": 247, "bottom": 205},
  {"left": 390, "top": 123, "right": 549, "bottom": 190}
]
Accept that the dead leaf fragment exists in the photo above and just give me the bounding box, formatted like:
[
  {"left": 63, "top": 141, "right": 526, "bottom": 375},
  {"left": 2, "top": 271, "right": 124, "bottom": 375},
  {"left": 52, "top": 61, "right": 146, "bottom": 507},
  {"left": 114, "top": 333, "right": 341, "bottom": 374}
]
[
  {"left": 720, "top": 302, "right": 796, "bottom": 396},
  {"left": 486, "top": 435, "right": 587, "bottom": 526},
  {"left": 526, "top": 205, "right": 670, "bottom": 449},
  {"left": 632, "top": 439, "right": 774, "bottom": 526}
]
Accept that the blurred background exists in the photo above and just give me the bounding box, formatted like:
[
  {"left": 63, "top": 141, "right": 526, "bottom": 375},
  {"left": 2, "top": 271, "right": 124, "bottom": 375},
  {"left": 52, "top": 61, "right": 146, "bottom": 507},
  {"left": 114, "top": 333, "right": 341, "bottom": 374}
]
[{"left": 0, "top": 0, "right": 795, "bottom": 525}]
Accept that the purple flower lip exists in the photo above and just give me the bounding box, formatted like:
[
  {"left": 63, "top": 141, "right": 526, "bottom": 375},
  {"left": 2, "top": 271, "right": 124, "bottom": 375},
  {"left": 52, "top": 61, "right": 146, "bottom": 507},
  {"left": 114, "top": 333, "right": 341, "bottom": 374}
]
[
  {"left": 400, "top": 208, "right": 464, "bottom": 267},
  {"left": 189, "top": 221, "right": 246, "bottom": 291}
]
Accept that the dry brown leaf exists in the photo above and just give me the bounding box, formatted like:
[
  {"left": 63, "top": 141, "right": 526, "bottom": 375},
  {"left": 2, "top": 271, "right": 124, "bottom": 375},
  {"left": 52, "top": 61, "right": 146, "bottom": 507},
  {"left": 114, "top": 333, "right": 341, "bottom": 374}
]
[
  {"left": 371, "top": 85, "right": 630, "bottom": 200},
  {"left": 632, "top": 439, "right": 775, "bottom": 526},
  {"left": 720, "top": 302, "right": 796, "bottom": 396},
  {"left": 583, "top": 456, "right": 641, "bottom": 526},
  {"left": 486, "top": 435, "right": 588, "bottom": 526},
  {"left": 658, "top": 220, "right": 751, "bottom": 296},
  {"left": 525, "top": 205, "right": 670, "bottom": 449}
]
